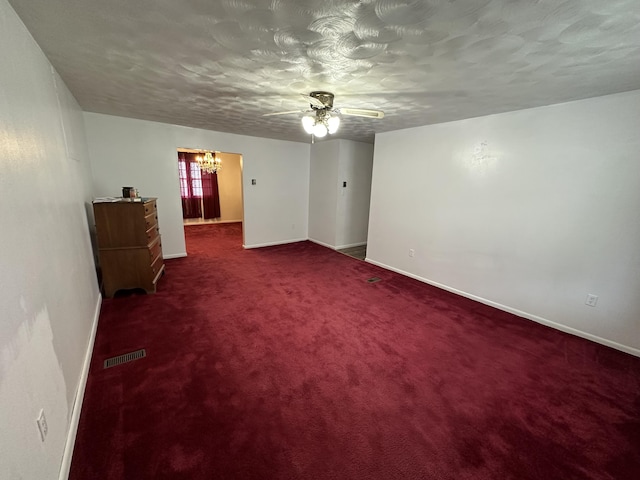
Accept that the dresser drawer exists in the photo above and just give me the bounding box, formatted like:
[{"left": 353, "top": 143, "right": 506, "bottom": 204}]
[
  {"left": 148, "top": 236, "right": 162, "bottom": 261},
  {"left": 150, "top": 254, "right": 164, "bottom": 278},
  {"left": 145, "top": 212, "right": 159, "bottom": 230},
  {"left": 146, "top": 224, "right": 160, "bottom": 243},
  {"left": 144, "top": 200, "right": 157, "bottom": 216}
]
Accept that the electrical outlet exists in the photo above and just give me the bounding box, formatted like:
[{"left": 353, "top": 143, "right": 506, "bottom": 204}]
[
  {"left": 36, "top": 409, "right": 48, "bottom": 442},
  {"left": 409, "top": 249, "right": 415, "bottom": 258},
  {"left": 585, "top": 294, "right": 598, "bottom": 307}
]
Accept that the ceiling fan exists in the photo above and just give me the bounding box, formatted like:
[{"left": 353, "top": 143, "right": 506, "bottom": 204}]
[{"left": 264, "top": 91, "right": 384, "bottom": 139}]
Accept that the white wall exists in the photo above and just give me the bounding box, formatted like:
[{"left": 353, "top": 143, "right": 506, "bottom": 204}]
[
  {"left": 0, "top": 1, "right": 100, "bottom": 478},
  {"left": 308, "top": 141, "right": 340, "bottom": 247},
  {"left": 83, "top": 113, "right": 310, "bottom": 254},
  {"left": 216, "top": 152, "right": 243, "bottom": 222},
  {"left": 367, "top": 90, "right": 640, "bottom": 354},
  {"left": 308, "top": 139, "right": 374, "bottom": 249},
  {"left": 336, "top": 141, "right": 374, "bottom": 248}
]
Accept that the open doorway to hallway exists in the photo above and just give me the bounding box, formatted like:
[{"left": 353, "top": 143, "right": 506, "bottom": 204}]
[
  {"left": 176, "top": 148, "right": 243, "bottom": 226},
  {"left": 336, "top": 245, "right": 367, "bottom": 261}
]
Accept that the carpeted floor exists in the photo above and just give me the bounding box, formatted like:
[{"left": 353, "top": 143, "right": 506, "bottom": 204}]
[{"left": 70, "top": 223, "right": 640, "bottom": 479}]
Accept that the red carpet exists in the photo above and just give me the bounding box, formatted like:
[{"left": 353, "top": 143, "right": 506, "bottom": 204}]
[{"left": 70, "top": 223, "right": 640, "bottom": 479}]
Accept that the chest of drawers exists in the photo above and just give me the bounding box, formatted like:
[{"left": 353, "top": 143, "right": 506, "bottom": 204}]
[{"left": 93, "top": 198, "right": 165, "bottom": 298}]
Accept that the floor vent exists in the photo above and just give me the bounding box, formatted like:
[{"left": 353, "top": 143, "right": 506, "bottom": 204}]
[
  {"left": 367, "top": 277, "right": 381, "bottom": 283},
  {"left": 104, "top": 349, "right": 146, "bottom": 369}
]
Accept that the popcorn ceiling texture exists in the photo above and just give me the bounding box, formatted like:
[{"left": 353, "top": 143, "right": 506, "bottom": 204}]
[{"left": 10, "top": 0, "right": 640, "bottom": 143}]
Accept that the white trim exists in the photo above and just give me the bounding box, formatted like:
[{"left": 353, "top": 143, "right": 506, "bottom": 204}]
[
  {"left": 365, "top": 258, "right": 640, "bottom": 358},
  {"left": 59, "top": 294, "right": 102, "bottom": 480},
  {"left": 336, "top": 241, "right": 367, "bottom": 250},
  {"left": 308, "top": 240, "right": 367, "bottom": 251},
  {"left": 183, "top": 219, "right": 243, "bottom": 226},
  {"left": 308, "top": 238, "right": 336, "bottom": 250},
  {"left": 163, "top": 252, "right": 187, "bottom": 259},
  {"left": 243, "top": 238, "right": 307, "bottom": 249}
]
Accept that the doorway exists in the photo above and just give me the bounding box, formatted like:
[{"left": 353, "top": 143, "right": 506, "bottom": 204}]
[{"left": 176, "top": 148, "right": 243, "bottom": 226}]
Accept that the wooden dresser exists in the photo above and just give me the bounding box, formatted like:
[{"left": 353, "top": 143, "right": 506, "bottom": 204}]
[{"left": 93, "top": 198, "right": 165, "bottom": 298}]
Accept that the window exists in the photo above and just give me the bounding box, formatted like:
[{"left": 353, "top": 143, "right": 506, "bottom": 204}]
[
  {"left": 179, "top": 159, "right": 204, "bottom": 198},
  {"left": 190, "top": 162, "right": 203, "bottom": 197},
  {"left": 178, "top": 161, "right": 189, "bottom": 197}
]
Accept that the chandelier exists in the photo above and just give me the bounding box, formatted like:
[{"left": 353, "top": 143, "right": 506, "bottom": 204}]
[
  {"left": 196, "top": 151, "right": 222, "bottom": 174},
  {"left": 301, "top": 109, "right": 340, "bottom": 138}
]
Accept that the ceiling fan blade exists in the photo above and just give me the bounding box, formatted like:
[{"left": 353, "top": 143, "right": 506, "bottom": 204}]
[
  {"left": 262, "top": 110, "right": 304, "bottom": 117},
  {"left": 301, "top": 94, "right": 327, "bottom": 109},
  {"left": 339, "top": 108, "right": 385, "bottom": 119}
]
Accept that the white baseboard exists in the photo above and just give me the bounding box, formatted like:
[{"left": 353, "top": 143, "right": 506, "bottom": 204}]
[
  {"left": 163, "top": 252, "right": 187, "bottom": 259},
  {"left": 308, "top": 238, "right": 336, "bottom": 250},
  {"left": 336, "top": 241, "right": 367, "bottom": 250},
  {"left": 183, "top": 219, "right": 242, "bottom": 225},
  {"left": 365, "top": 258, "right": 640, "bottom": 358},
  {"left": 243, "top": 237, "right": 307, "bottom": 249},
  {"left": 59, "top": 293, "right": 102, "bottom": 480},
  {"left": 308, "top": 240, "right": 367, "bottom": 250}
]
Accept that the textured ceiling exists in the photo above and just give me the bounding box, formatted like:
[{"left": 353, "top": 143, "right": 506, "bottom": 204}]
[{"left": 9, "top": 0, "right": 640, "bottom": 143}]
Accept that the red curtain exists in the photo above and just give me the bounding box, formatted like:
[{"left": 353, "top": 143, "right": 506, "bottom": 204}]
[
  {"left": 202, "top": 171, "right": 221, "bottom": 219},
  {"left": 178, "top": 152, "right": 201, "bottom": 218}
]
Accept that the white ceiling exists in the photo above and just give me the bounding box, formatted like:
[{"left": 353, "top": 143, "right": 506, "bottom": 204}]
[{"left": 9, "top": 0, "right": 640, "bottom": 143}]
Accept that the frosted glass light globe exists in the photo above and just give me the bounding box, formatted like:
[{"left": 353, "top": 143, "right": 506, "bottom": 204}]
[
  {"left": 327, "top": 116, "right": 340, "bottom": 134},
  {"left": 313, "top": 123, "right": 328, "bottom": 137},
  {"left": 302, "top": 116, "right": 315, "bottom": 134}
]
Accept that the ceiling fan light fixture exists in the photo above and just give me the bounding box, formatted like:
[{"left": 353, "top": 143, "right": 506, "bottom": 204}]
[
  {"left": 276, "top": 92, "right": 383, "bottom": 140},
  {"left": 302, "top": 115, "right": 315, "bottom": 134},
  {"left": 327, "top": 115, "right": 340, "bottom": 134},
  {"left": 313, "top": 122, "right": 328, "bottom": 137},
  {"left": 302, "top": 110, "right": 340, "bottom": 138}
]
